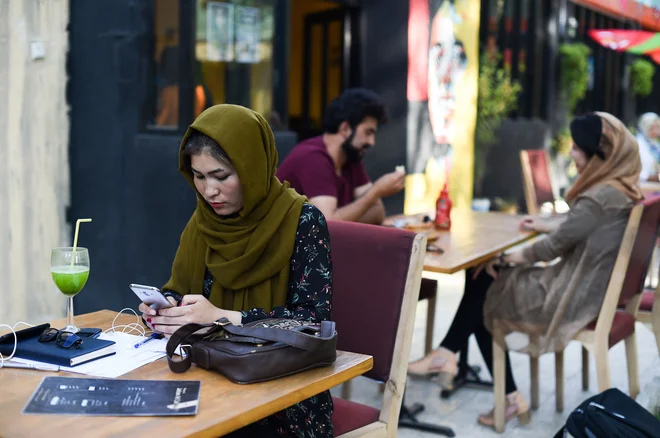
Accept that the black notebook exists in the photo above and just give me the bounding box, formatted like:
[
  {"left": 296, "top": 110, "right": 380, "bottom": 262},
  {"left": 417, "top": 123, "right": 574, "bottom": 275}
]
[{"left": 0, "top": 326, "right": 115, "bottom": 367}]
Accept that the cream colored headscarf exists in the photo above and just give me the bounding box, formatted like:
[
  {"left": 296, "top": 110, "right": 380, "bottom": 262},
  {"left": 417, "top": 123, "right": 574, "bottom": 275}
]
[{"left": 565, "top": 112, "right": 643, "bottom": 203}]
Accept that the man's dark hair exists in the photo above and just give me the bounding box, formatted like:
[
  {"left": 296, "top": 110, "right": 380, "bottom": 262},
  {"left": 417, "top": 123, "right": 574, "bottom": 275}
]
[{"left": 322, "top": 88, "right": 388, "bottom": 134}]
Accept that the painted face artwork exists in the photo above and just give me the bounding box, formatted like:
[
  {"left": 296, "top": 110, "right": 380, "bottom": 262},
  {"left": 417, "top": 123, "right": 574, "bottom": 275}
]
[{"left": 428, "top": 1, "right": 468, "bottom": 146}]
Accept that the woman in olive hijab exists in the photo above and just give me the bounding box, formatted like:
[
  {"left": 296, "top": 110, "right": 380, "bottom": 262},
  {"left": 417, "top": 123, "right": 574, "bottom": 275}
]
[{"left": 140, "top": 104, "right": 334, "bottom": 437}]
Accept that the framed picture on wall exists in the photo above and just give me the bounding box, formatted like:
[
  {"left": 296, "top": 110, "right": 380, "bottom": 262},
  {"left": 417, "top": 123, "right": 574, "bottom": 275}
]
[
  {"left": 207, "top": 2, "right": 234, "bottom": 62},
  {"left": 235, "top": 6, "right": 261, "bottom": 64}
]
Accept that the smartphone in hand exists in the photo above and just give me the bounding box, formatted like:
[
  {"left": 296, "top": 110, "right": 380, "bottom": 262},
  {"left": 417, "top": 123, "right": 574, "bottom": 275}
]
[{"left": 129, "top": 284, "right": 173, "bottom": 310}]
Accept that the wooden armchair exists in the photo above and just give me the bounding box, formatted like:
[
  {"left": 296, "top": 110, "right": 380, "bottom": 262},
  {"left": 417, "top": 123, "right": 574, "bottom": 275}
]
[
  {"left": 327, "top": 221, "right": 426, "bottom": 437},
  {"left": 492, "top": 196, "right": 660, "bottom": 433},
  {"left": 520, "top": 149, "right": 556, "bottom": 215}
]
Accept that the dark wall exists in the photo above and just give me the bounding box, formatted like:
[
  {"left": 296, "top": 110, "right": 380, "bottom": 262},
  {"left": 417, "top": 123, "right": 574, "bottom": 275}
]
[
  {"left": 69, "top": 0, "right": 195, "bottom": 315},
  {"left": 480, "top": 119, "right": 551, "bottom": 212},
  {"left": 359, "top": 0, "right": 408, "bottom": 215}
]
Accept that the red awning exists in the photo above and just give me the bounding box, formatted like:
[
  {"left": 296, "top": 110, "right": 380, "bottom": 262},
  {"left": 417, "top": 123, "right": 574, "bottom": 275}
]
[{"left": 571, "top": 1, "right": 660, "bottom": 32}]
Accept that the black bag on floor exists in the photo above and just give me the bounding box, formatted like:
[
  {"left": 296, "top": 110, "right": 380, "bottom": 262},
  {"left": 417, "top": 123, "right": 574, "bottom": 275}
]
[{"left": 554, "top": 388, "right": 660, "bottom": 438}]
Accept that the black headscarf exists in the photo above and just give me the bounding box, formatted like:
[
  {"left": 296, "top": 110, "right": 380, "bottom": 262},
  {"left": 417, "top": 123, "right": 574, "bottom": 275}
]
[{"left": 570, "top": 113, "right": 604, "bottom": 160}]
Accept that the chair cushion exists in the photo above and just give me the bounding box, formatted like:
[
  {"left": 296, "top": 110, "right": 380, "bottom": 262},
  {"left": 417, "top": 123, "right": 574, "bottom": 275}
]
[
  {"left": 418, "top": 278, "right": 438, "bottom": 301},
  {"left": 332, "top": 397, "right": 380, "bottom": 436},
  {"left": 639, "top": 290, "right": 654, "bottom": 312},
  {"left": 619, "top": 290, "right": 654, "bottom": 312},
  {"left": 585, "top": 311, "right": 636, "bottom": 348}
]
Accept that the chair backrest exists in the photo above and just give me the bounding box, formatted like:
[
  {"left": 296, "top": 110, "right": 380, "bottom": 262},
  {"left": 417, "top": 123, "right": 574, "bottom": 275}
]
[
  {"left": 619, "top": 196, "right": 660, "bottom": 304},
  {"left": 595, "top": 196, "right": 660, "bottom": 335},
  {"left": 328, "top": 221, "right": 425, "bottom": 423},
  {"left": 520, "top": 150, "right": 555, "bottom": 214}
]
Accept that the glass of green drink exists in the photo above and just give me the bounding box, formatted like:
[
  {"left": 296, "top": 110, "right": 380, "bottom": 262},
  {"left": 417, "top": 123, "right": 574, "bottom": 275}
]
[{"left": 51, "top": 247, "right": 90, "bottom": 333}]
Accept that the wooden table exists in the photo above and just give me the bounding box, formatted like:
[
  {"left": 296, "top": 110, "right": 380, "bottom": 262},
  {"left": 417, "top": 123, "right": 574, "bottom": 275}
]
[
  {"left": 0, "top": 310, "right": 373, "bottom": 438},
  {"left": 384, "top": 210, "right": 537, "bottom": 274}
]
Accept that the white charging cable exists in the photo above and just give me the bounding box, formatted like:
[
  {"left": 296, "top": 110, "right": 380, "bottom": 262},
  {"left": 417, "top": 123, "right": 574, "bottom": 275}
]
[
  {"left": 104, "top": 308, "right": 151, "bottom": 338},
  {"left": 0, "top": 321, "right": 36, "bottom": 368},
  {"left": 1, "top": 309, "right": 151, "bottom": 367}
]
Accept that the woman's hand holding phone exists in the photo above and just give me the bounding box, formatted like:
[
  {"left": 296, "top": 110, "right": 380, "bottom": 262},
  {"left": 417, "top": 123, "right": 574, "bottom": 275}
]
[
  {"left": 142, "top": 295, "right": 244, "bottom": 337},
  {"left": 140, "top": 296, "right": 178, "bottom": 333}
]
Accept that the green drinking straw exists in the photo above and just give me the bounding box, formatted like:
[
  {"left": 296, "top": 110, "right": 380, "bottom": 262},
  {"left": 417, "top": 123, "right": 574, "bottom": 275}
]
[{"left": 70, "top": 218, "right": 92, "bottom": 266}]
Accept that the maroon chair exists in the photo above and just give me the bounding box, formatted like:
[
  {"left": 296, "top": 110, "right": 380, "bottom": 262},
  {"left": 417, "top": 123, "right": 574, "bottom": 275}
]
[
  {"left": 617, "top": 195, "right": 660, "bottom": 355},
  {"left": 520, "top": 149, "right": 556, "bottom": 214},
  {"left": 327, "top": 221, "right": 426, "bottom": 437}
]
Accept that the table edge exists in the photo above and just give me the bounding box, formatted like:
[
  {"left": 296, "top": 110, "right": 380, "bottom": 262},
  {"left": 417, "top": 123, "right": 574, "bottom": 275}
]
[{"left": 423, "top": 233, "right": 537, "bottom": 274}]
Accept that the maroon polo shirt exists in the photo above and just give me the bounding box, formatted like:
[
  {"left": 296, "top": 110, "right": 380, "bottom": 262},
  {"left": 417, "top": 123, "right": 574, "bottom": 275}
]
[{"left": 276, "top": 136, "right": 371, "bottom": 207}]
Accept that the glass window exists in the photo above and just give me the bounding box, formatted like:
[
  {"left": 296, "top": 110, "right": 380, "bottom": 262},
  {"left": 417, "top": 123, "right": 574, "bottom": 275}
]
[
  {"left": 195, "top": 0, "right": 279, "bottom": 125},
  {"left": 143, "top": 0, "right": 285, "bottom": 132},
  {"left": 148, "top": 0, "right": 181, "bottom": 130}
]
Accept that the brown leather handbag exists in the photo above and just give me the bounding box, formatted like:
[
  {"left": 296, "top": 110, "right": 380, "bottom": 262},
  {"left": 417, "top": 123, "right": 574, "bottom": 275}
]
[{"left": 165, "top": 317, "right": 338, "bottom": 384}]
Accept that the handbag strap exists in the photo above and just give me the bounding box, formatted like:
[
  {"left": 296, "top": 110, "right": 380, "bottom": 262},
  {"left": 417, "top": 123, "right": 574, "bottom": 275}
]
[
  {"left": 165, "top": 319, "right": 335, "bottom": 374},
  {"left": 166, "top": 322, "right": 212, "bottom": 373}
]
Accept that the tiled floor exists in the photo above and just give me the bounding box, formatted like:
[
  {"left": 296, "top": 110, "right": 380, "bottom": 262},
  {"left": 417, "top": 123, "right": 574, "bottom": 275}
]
[{"left": 331, "top": 271, "right": 660, "bottom": 437}]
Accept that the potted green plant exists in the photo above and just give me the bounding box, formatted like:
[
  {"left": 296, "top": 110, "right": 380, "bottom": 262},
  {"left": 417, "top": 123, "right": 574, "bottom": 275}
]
[
  {"left": 630, "top": 58, "right": 656, "bottom": 97},
  {"left": 551, "top": 43, "right": 592, "bottom": 157},
  {"left": 473, "top": 50, "right": 522, "bottom": 196},
  {"left": 559, "top": 43, "right": 591, "bottom": 114}
]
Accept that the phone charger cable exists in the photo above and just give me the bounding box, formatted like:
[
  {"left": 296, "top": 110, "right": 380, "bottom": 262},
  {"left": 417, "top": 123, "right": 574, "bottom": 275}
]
[
  {"left": 105, "top": 308, "right": 149, "bottom": 338},
  {"left": 0, "top": 321, "right": 36, "bottom": 368}
]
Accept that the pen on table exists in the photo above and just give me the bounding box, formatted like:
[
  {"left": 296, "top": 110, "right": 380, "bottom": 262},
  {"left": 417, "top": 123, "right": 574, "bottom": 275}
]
[
  {"left": 134, "top": 333, "right": 163, "bottom": 349},
  {"left": 0, "top": 361, "right": 60, "bottom": 372}
]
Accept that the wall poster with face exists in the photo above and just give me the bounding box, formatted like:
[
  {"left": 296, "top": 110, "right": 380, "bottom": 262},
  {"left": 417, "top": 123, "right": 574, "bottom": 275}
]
[{"left": 406, "top": 0, "right": 480, "bottom": 214}]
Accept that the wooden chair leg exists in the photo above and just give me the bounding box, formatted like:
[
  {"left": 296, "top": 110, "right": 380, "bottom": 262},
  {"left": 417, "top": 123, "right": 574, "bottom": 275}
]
[
  {"left": 555, "top": 350, "right": 564, "bottom": 412},
  {"left": 530, "top": 356, "right": 539, "bottom": 410},
  {"left": 624, "top": 332, "right": 640, "bottom": 399},
  {"left": 341, "top": 380, "right": 352, "bottom": 400},
  {"left": 493, "top": 330, "right": 506, "bottom": 433},
  {"left": 581, "top": 347, "right": 589, "bottom": 390},
  {"left": 594, "top": 345, "right": 611, "bottom": 393},
  {"left": 425, "top": 295, "right": 436, "bottom": 355},
  {"left": 653, "top": 289, "right": 660, "bottom": 356}
]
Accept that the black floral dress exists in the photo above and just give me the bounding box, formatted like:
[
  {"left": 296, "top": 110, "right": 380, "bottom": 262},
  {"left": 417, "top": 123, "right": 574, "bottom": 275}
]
[{"left": 203, "top": 203, "right": 334, "bottom": 438}]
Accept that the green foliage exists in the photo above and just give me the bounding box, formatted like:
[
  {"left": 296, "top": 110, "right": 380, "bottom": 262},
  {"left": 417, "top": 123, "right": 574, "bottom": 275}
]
[
  {"left": 474, "top": 51, "right": 522, "bottom": 193},
  {"left": 630, "top": 58, "right": 656, "bottom": 97},
  {"left": 552, "top": 128, "right": 572, "bottom": 157},
  {"left": 559, "top": 43, "right": 592, "bottom": 114},
  {"left": 551, "top": 43, "right": 591, "bottom": 157},
  {"left": 475, "top": 51, "right": 522, "bottom": 146}
]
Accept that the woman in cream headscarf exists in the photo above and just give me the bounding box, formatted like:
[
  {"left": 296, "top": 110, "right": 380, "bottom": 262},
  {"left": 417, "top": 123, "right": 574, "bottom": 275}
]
[
  {"left": 636, "top": 112, "right": 660, "bottom": 182},
  {"left": 409, "top": 112, "right": 642, "bottom": 430},
  {"left": 140, "top": 104, "right": 334, "bottom": 437}
]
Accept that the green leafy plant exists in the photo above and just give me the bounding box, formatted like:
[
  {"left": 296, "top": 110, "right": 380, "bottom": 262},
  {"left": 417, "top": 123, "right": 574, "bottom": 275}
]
[
  {"left": 551, "top": 43, "right": 591, "bottom": 157},
  {"left": 630, "top": 58, "right": 656, "bottom": 97},
  {"left": 559, "top": 43, "right": 591, "bottom": 114},
  {"left": 474, "top": 50, "right": 522, "bottom": 194},
  {"left": 552, "top": 128, "right": 572, "bottom": 157}
]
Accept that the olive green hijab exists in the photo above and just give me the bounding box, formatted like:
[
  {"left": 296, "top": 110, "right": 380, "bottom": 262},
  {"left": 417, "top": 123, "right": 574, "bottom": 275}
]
[{"left": 162, "top": 104, "right": 306, "bottom": 312}]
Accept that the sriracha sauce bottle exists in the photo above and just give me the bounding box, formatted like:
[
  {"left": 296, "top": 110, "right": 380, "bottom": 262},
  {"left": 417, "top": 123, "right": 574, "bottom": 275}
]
[{"left": 434, "top": 183, "right": 452, "bottom": 230}]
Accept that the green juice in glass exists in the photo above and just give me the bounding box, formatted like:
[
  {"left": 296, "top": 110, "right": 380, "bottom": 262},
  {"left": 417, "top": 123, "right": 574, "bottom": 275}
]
[{"left": 51, "top": 265, "right": 90, "bottom": 297}]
